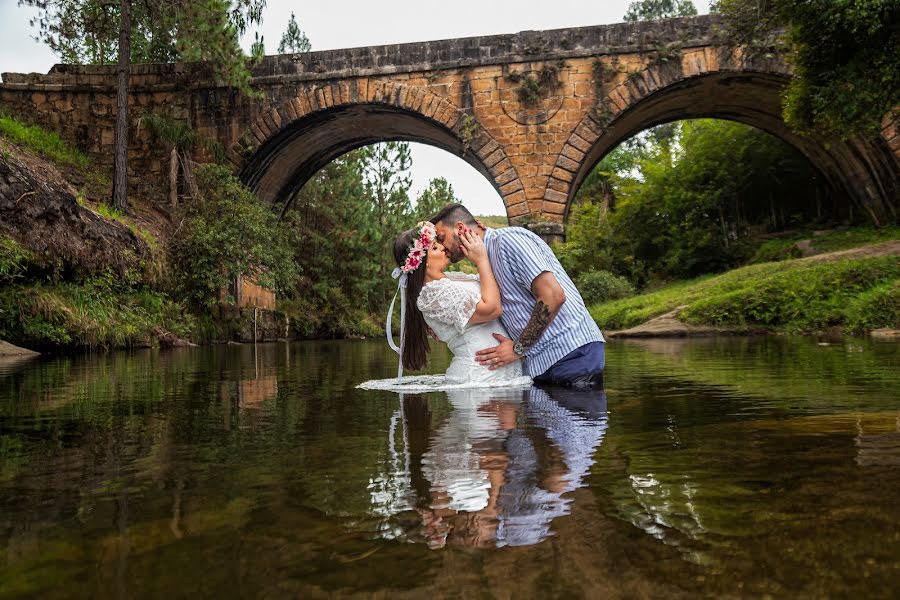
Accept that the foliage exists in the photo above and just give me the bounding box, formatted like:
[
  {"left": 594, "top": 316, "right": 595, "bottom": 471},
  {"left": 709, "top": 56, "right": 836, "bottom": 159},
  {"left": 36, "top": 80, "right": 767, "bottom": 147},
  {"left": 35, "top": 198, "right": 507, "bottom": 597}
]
[
  {"left": 20, "top": 0, "right": 267, "bottom": 93},
  {"left": 712, "top": 0, "right": 900, "bottom": 137},
  {"left": 0, "top": 112, "right": 89, "bottom": 168},
  {"left": 553, "top": 200, "right": 615, "bottom": 276},
  {"left": 278, "top": 11, "right": 311, "bottom": 54},
  {"left": 590, "top": 254, "right": 899, "bottom": 333},
  {"left": 577, "top": 270, "right": 636, "bottom": 305},
  {"left": 565, "top": 119, "right": 841, "bottom": 288},
  {"left": 624, "top": 0, "right": 698, "bottom": 21},
  {"left": 140, "top": 111, "right": 225, "bottom": 160},
  {"left": 0, "top": 278, "right": 194, "bottom": 350},
  {"left": 170, "top": 164, "right": 298, "bottom": 308},
  {"left": 415, "top": 177, "right": 460, "bottom": 220},
  {"left": 278, "top": 141, "right": 436, "bottom": 337},
  {"left": 0, "top": 236, "right": 34, "bottom": 284},
  {"left": 281, "top": 150, "right": 381, "bottom": 337},
  {"left": 250, "top": 31, "right": 265, "bottom": 60}
]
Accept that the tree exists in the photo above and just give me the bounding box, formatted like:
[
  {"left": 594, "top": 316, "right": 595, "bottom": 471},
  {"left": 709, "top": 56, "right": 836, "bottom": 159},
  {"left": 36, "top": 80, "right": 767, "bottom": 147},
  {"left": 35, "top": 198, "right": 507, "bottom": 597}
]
[
  {"left": 362, "top": 142, "right": 413, "bottom": 230},
  {"left": 713, "top": 0, "right": 900, "bottom": 137},
  {"left": 112, "top": 0, "right": 131, "bottom": 213},
  {"left": 250, "top": 30, "right": 265, "bottom": 60},
  {"left": 278, "top": 12, "right": 311, "bottom": 54},
  {"left": 171, "top": 163, "right": 297, "bottom": 308},
  {"left": 415, "top": 177, "right": 460, "bottom": 219},
  {"left": 20, "top": 0, "right": 267, "bottom": 212},
  {"left": 623, "top": 0, "right": 697, "bottom": 21}
]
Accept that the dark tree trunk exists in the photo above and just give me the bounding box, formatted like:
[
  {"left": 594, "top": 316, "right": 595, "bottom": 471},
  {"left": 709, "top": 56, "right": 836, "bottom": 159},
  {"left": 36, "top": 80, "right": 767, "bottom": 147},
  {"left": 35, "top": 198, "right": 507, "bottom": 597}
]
[{"left": 112, "top": 0, "right": 132, "bottom": 213}]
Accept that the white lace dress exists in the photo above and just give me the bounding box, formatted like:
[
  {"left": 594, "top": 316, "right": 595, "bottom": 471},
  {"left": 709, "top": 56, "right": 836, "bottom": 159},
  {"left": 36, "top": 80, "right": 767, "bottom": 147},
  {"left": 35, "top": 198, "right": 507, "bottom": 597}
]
[{"left": 416, "top": 272, "right": 527, "bottom": 385}]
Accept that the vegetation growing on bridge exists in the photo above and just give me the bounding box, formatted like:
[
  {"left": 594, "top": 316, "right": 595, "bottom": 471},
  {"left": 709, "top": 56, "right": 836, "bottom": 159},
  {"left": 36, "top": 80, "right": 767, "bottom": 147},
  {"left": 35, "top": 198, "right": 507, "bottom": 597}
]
[{"left": 713, "top": 0, "right": 900, "bottom": 137}]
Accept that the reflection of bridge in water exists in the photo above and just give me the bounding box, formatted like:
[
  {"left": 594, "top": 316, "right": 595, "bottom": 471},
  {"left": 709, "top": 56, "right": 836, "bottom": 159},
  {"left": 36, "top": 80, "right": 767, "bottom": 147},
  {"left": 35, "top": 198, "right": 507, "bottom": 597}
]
[{"left": 1, "top": 15, "right": 897, "bottom": 234}]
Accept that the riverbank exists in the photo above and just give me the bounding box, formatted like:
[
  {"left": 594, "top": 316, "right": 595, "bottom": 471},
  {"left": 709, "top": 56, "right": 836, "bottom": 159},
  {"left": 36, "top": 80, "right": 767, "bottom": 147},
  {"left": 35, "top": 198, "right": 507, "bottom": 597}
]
[{"left": 595, "top": 241, "right": 899, "bottom": 338}]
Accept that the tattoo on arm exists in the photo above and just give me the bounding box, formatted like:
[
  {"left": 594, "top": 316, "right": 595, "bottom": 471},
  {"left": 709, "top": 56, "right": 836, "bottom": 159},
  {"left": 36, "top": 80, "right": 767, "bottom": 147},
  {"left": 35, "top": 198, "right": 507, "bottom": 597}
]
[{"left": 518, "top": 300, "right": 552, "bottom": 351}]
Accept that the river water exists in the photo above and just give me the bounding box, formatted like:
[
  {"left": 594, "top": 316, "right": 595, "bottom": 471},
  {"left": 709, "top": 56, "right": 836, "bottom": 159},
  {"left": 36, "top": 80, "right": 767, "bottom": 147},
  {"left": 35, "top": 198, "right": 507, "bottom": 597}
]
[{"left": 1, "top": 337, "right": 898, "bottom": 598}]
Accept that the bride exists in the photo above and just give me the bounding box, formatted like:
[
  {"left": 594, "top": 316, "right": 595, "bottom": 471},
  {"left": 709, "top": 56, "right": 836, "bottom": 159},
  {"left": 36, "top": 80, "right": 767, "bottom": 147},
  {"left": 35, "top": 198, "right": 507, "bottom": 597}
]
[{"left": 363, "top": 221, "right": 530, "bottom": 390}]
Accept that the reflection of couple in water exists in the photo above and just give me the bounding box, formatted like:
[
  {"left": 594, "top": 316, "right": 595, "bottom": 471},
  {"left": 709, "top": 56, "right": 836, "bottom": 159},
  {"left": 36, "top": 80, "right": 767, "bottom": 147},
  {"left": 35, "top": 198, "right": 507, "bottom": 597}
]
[
  {"left": 361, "top": 202, "right": 605, "bottom": 391},
  {"left": 395, "top": 386, "right": 607, "bottom": 548}
]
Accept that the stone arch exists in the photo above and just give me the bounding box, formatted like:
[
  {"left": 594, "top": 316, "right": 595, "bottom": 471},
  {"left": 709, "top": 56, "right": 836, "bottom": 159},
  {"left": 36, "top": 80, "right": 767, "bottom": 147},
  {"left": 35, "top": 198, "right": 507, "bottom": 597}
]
[
  {"left": 229, "top": 81, "right": 522, "bottom": 216},
  {"left": 548, "top": 49, "right": 899, "bottom": 225}
]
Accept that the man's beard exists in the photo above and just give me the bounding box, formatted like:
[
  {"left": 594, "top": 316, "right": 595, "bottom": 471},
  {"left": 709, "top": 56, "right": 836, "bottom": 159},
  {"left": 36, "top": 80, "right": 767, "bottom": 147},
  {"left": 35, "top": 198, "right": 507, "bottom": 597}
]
[{"left": 450, "top": 245, "right": 465, "bottom": 263}]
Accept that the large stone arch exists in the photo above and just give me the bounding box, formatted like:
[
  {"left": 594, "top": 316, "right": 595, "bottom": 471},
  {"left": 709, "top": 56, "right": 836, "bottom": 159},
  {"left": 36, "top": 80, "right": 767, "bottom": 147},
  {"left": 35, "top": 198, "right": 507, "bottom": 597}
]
[
  {"left": 547, "top": 49, "right": 899, "bottom": 225},
  {"left": 229, "top": 81, "right": 522, "bottom": 216}
]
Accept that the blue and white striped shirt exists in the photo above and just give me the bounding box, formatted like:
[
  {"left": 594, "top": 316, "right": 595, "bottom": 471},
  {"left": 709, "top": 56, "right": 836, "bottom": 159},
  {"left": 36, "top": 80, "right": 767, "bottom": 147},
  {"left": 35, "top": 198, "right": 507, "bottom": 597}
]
[{"left": 483, "top": 227, "right": 605, "bottom": 377}]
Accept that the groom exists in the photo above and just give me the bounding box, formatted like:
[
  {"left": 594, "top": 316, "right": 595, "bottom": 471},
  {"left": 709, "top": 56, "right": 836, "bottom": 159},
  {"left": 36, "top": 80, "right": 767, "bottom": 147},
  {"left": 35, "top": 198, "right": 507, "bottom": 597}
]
[{"left": 430, "top": 204, "right": 605, "bottom": 387}]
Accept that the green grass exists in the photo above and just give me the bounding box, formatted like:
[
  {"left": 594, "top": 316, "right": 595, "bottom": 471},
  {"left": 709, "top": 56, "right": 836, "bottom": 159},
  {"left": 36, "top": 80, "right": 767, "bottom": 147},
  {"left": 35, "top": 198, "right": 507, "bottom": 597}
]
[
  {"left": 0, "top": 279, "right": 195, "bottom": 350},
  {"left": 0, "top": 235, "right": 34, "bottom": 283},
  {"left": 0, "top": 112, "right": 89, "bottom": 169},
  {"left": 749, "top": 226, "right": 899, "bottom": 263},
  {"left": 476, "top": 215, "right": 509, "bottom": 228},
  {"left": 591, "top": 253, "right": 899, "bottom": 333}
]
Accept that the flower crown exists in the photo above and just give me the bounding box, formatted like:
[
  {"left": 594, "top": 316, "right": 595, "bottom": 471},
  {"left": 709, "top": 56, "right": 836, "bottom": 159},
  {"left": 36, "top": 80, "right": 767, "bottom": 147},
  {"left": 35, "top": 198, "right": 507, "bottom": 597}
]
[{"left": 400, "top": 221, "right": 437, "bottom": 273}]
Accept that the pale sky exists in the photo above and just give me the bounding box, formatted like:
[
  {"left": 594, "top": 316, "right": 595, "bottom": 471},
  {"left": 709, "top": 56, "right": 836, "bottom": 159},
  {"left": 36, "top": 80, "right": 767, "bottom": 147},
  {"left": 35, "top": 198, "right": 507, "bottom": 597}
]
[{"left": 1, "top": 0, "right": 710, "bottom": 215}]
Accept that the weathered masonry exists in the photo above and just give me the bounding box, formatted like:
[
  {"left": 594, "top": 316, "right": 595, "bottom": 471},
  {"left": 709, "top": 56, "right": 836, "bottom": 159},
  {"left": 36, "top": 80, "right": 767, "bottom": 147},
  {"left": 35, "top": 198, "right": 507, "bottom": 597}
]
[{"left": 1, "top": 15, "right": 897, "bottom": 234}]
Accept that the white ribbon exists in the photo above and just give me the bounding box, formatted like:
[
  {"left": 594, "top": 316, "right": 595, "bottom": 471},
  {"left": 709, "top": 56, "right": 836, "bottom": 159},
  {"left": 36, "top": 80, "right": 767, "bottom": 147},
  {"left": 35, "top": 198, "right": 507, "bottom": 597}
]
[{"left": 386, "top": 267, "right": 408, "bottom": 382}]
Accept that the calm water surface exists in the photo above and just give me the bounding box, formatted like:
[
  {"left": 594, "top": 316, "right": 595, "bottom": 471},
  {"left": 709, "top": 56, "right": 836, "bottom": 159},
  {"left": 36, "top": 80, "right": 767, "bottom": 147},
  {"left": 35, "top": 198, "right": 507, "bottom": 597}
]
[{"left": 1, "top": 337, "right": 898, "bottom": 598}]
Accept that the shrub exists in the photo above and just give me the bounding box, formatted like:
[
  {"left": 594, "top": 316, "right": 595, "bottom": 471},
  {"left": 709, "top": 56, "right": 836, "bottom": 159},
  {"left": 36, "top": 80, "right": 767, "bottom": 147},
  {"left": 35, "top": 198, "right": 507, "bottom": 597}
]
[
  {"left": 577, "top": 270, "right": 636, "bottom": 305},
  {"left": 170, "top": 164, "right": 298, "bottom": 308},
  {"left": 0, "top": 236, "right": 33, "bottom": 283}
]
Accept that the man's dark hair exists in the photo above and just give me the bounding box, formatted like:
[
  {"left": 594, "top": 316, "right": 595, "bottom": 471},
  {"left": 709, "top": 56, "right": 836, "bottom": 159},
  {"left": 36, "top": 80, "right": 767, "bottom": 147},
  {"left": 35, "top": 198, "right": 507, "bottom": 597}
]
[{"left": 429, "top": 203, "right": 477, "bottom": 228}]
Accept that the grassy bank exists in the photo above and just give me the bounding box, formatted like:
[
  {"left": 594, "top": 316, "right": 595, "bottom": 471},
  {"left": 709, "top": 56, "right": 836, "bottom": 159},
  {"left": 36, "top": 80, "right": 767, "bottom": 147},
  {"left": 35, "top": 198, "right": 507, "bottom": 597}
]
[
  {"left": 0, "top": 278, "right": 195, "bottom": 351},
  {"left": 591, "top": 249, "right": 899, "bottom": 334}
]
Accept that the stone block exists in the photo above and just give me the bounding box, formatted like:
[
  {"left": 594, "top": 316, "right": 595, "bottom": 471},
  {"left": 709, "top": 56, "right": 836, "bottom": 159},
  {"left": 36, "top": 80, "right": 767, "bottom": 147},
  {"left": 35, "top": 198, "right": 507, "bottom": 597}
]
[
  {"left": 489, "top": 158, "right": 512, "bottom": 177},
  {"left": 283, "top": 98, "right": 298, "bottom": 121},
  {"left": 543, "top": 200, "right": 567, "bottom": 215},
  {"left": 500, "top": 179, "right": 524, "bottom": 195},
  {"left": 705, "top": 47, "right": 720, "bottom": 72},
  {"left": 561, "top": 144, "right": 585, "bottom": 162},
  {"left": 551, "top": 166, "right": 574, "bottom": 182},
  {"left": 506, "top": 200, "right": 529, "bottom": 218},
  {"left": 474, "top": 138, "right": 498, "bottom": 158},
  {"left": 495, "top": 167, "right": 518, "bottom": 186},
  {"left": 556, "top": 155, "right": 580, "bottom": 172},
  {"left": 269, "top": 108, "right": 282, "bottom": 129},
  {"left": 568, "top": 132, "right": 592, "bottom": 153},
  {"left": 544, "top": 188, "right": 567, "bottom": 204},
  {"left": 548, "top": 177, "right": 569, "bottom": 193}
]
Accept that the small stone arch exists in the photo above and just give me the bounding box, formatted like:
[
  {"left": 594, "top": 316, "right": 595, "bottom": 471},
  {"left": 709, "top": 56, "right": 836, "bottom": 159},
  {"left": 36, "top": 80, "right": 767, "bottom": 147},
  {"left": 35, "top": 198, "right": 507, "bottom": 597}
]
[
  {"left": 229, "top": 81, "right": 523, "bottom": 217},
  {"left": 548, "top": 48, "right": 899, "bottom": 225}
]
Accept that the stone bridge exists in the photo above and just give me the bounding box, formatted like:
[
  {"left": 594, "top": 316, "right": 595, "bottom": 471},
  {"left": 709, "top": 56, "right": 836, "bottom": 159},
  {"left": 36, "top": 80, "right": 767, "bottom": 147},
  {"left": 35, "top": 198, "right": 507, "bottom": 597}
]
[{"left": 1, "top": 15, "right": 898, "bottom": 232}]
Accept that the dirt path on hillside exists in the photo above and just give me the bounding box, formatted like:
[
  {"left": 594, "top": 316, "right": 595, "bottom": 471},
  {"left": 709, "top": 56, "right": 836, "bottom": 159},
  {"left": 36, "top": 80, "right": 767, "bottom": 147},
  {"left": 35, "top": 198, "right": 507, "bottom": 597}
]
[{"left": 798, "top": 240, "right": 900, "bottom": 262}]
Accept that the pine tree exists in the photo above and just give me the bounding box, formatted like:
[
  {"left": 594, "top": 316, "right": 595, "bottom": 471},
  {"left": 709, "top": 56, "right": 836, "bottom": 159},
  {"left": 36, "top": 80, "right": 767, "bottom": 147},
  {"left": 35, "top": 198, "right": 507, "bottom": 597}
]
[
  {"left": 623, "top": 0, "right": 697, "bottom": 21},
  {"left": 415, "top": 177, "right": 460, "bottom": 219},
  {"left": 20, "top": 0, "right": 267, "bottom": 213},
  {"left": 251, "top": 31, "right": 266, "bottom": 60},
  {"left": 278, "top": 12, "right": 311, "bottom": 54}
]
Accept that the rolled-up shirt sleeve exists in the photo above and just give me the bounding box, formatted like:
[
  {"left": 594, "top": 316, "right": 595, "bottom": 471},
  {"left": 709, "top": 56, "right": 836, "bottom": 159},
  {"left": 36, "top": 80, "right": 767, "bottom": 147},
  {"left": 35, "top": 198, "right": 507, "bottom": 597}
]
[{"left": 498, "top": 228, "right": 556, "bottom": 290}]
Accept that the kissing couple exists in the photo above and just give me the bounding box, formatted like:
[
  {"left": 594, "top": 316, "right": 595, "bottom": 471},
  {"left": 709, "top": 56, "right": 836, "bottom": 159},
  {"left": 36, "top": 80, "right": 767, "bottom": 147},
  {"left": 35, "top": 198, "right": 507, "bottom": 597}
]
[{"left": 373, "top": 203, "right": 605, "bottom": 390}]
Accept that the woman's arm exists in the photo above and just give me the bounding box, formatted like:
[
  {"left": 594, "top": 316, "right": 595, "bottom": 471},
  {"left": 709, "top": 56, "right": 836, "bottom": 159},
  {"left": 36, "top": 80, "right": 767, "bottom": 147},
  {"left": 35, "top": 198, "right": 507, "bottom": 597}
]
[{"left": 460, "top": 228, "right": 502, "bottom": 324}]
